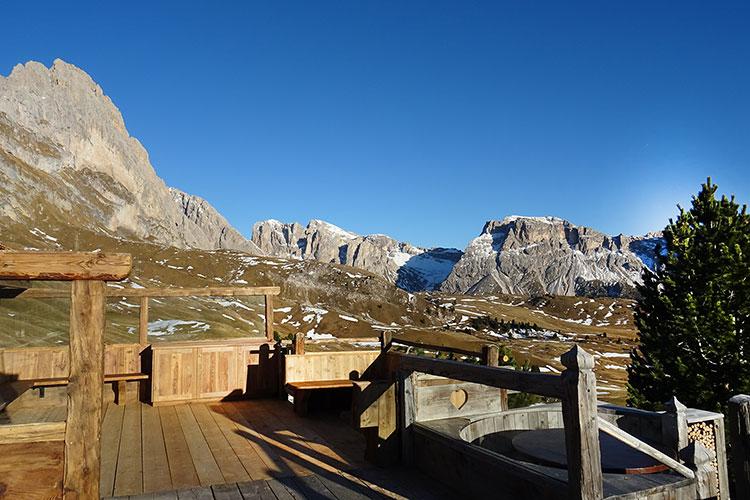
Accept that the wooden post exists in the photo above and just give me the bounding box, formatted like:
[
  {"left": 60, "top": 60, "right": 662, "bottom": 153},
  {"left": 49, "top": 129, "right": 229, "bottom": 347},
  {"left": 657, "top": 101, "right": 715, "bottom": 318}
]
[
  {"left": 661, "top": 396, "right": 688, "bottom": 455},
  {"left": 138, "top": 296, "right": 149, "bottom": 345},
  {"left": 380, "top": 331, "right": 392, "bottom": 352},
  {"left": 561, "top": 345, "right": 603, "bottom": 500},
  {"left": 264, "top": 294, "right": 274, "bottom": 341},
  {"left": 682, "top": 441, "right": 718, "bottom": 498},
  {"left": 294, "top": 332, "right": 305, "bottom": 355},
  {"left": 482, "top": 344, "right": 508, "bottom": 411},
  {"left": 275, "top": 341, "right": 286, "bottom": 399},
  {"left": 728, "top": 394, "right": 750, "bottom": 498},
  {"left": 398, "top": 369, "right": 416, "bottom": 465},
  {"left": 64, "top": 280, "right": 106, "bottom": 499}
]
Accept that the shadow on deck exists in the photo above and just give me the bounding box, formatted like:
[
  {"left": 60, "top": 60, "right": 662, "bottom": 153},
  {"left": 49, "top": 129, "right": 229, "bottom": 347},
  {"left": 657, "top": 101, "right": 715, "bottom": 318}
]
[{"left": 0, "top": 396, "right": 450, "bottom": 499}]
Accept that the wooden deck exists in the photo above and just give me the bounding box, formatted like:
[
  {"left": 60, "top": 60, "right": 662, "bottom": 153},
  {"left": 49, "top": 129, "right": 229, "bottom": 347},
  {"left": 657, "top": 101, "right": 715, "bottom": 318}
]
[{"left": 97, "top": 399, "right": 448, "bottom": 499}]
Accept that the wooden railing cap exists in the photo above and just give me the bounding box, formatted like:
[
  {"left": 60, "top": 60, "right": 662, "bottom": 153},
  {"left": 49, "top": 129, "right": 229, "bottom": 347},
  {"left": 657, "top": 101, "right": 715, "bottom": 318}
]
[
  {"left": 0, "top": 251, "right": 132, "bottom": 281},
  {"left": 561, "top": 344, "right": 595, "bottom": 370}
]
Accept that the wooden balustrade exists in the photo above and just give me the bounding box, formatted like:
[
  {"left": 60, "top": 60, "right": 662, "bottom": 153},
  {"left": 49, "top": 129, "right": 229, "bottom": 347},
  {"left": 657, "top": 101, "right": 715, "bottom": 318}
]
[
  {"left": 0, "top": 285, "right": 281, "bottom": 343},
  {"left": 0, "top": 250, "right": 133, "bottom": 500},
  {"left": 396, "top": 346, "right": 604, "bottom": 497}
]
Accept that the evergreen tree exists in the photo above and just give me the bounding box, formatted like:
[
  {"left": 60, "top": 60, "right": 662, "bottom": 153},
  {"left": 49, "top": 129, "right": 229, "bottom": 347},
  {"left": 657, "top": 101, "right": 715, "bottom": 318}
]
[{"left": 627, "top": 179, "right": 750, "bottom": 412}]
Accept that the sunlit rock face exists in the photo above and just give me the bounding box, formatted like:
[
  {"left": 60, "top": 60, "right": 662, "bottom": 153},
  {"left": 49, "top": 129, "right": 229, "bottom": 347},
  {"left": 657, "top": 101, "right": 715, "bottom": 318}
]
[
  {"left": 439, "top": 216, "right": 662, "bottom": 297},
  {"left": 0, "top": 59, "right": 260, "bottom": 253},
  {"left": 252, "top": 219, "right": 462, "bottom": 292}
]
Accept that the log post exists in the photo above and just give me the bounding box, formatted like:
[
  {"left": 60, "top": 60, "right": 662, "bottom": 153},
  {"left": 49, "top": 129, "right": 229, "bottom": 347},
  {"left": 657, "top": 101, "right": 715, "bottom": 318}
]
[
  {"left": 561, "top": 345, "right": 603, "bottom": 500},
  {"left": 682, "top": 441, "right": 718, "bottom": 498},
  {"left": 398, "top": 369, "right": 416, "bottom": 465},
  {"left": 275, "top": 341, "right": 286, "bottom": 399},
  {"left": 482, "top": 344, "right": 508, "bottom": 410},
  {"left": 380, "top": 331, "right": 392, "bottom": 352},
  {"left": 138, "top": 296, "right": 149, "bottom": 345},
  {"left": 64, "top": 280, "right": 106, "bottom": 499},
  {"left": 264, "top": 294, "right": 274, "bottom": 341},
  {"left": 294, "top": 332, "right": 305, "bottom": 355},
  {"left": 661, "top": 396, "right": 688, "bottom": 455},
  {"left": 728, "top": 394, "right": 750, "bottom": 498}
]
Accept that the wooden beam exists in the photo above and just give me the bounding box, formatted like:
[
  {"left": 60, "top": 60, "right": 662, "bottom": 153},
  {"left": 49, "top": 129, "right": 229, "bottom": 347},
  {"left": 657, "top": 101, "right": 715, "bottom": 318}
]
[
  {"left": 597, "top": 417, "right": 695, "bottom": 479},
  {"left": 392, "top": 336, "right": 483, "bottom": 358},
  {"left": 264, "top": 294, "right": 274, "bottom": 341},
  {"left": 560, "top": 345, "right": 603, "bottom": 500},
  {"left": 0, "top": 285, "right": 282, "bottom": 299},
  {"left": 0, "top": 251, "right": 131, "bottom": 281},
  {"left": 139, "top": 297, "right": 149, "bottom": 345},
  {"left": 397, "top": 353, "right": 562, "bottom": 398},
  {"left": 294, "top": 332, "right": 305, "bottom": 355},
  {"left": 63, "top": 280, "right": 106, "bottom": 499}
]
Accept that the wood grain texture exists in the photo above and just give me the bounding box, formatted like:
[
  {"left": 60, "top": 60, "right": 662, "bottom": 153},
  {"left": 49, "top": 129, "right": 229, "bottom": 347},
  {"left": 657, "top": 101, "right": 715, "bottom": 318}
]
[
  {"left": 64, "top": 279, "right": 106, "bottom": 500},
  {"left": 0, "top": 441, "right": 63, "bottom": 499},
  {"left": 142, "top": 403, "right": 173, "bottom": 493},
  {"left": 139, "top": 296, "right": 149, "bottom": 345},
  {"left": 560, "top": 345, "right": 603, "bottom": 500},
  {"left": 1, "top": 285, "right": 281, "bottom": 299},
  {"left": 264, "top": 294, "right": 274, "bottom": 341},
  {"left": 100, "top": 403, "right": 125, "bottom": 497},
  {"left": 284, "top": 351, "right": 380, "bottom": 384},
  {"left": 0, "top": 420, "right": 65, "bottom": 444},
  {"left": 0, "top": 251, "right": 131, "bottom": 280},
  {"left": 0, "top": 343, "right": 142, "bottom": 381}
]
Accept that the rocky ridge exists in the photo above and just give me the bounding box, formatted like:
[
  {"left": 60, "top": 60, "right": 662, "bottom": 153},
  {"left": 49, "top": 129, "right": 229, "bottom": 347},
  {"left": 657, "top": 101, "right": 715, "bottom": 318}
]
[
  {"left": 0, "top": 59, "right": 259, "bottom": 253},
  {"left": 439, "top": 216, "right": 662, "bottom": 297},
  {"left": 252, "top": 219, "right": 463, "bottom": 291}
]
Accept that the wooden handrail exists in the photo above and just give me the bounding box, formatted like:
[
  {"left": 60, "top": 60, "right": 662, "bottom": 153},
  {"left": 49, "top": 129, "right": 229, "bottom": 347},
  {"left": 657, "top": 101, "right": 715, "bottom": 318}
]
[
  {"left": 597, "top": 417, "right": 695, "bottom": 479},
  {"left": 0, "top": 251, "right": 131, "bottom": 280},
  {"left": 0, "top": 285, "right": 281, "bottom": 299},
  {"left": 390, "top": 337, "right": 484, "bottom": 358},
  {"left": 395, "top": 353, "right": 563, "bottom": 398}
]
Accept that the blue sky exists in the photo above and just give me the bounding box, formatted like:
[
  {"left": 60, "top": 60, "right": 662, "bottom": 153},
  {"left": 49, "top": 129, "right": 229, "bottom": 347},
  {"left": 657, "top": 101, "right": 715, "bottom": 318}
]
[{"left": 3, "top": 1, "right": 749, "bottom": 249}]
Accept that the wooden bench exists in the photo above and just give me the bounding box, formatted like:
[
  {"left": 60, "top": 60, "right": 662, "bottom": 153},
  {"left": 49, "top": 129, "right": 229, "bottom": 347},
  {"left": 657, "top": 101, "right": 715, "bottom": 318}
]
[
  {"left": 32, "top": 373, "right": 149, "bottom": 405},
  {"left": 286, "top": 379, "right": 355, "bottom": 416}
]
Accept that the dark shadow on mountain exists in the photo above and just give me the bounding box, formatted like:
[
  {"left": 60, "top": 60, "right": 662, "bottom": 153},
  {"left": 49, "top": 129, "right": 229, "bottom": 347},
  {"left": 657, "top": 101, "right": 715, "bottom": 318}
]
[{"left": 395, "top": 248, "right": 463, "bottom": 292}]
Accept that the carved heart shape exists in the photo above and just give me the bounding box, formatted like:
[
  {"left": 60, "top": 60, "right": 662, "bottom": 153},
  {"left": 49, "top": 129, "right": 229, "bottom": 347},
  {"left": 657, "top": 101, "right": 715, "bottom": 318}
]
[{"left": 450, "top": 389, "right": 468, "bottom": 410}]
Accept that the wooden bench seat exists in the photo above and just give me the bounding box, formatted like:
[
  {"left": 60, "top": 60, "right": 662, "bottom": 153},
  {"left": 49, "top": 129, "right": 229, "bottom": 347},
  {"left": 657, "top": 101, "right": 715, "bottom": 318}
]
[
  {"left": 32, "top": 373, "right": 149, "bottom": 405},
  {"left": 286, "top": 379, "right": 354, "bottom": 416}
]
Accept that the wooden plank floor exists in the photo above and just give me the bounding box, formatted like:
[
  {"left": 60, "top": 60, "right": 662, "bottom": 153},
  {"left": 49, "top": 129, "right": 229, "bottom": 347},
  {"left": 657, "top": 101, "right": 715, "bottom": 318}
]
[{"left": 102, "top": 399, "right": 450, "bottom": 499}]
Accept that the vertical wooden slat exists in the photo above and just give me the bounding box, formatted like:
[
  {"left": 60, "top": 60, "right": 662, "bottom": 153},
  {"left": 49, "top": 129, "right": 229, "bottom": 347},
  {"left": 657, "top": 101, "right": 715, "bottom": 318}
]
[
  {"left": 264, "top": 294, "right": 274, "bottom": 341},
  {"left": 482, "top": 344, "right": 508, "bottom": 411},
  {"left": 294, "top": 333, "right": 305, "bottom": 355},
  {"left": 64, "top": 280, "right": 106, "bottom": 500},
  {"left": 399, "top": 370, "right": 416, "bottom": 465},
  {"left": 561, "top": 345, "right": 603, "bottom": 500},
  {"left": 139, "top": 297, "right": 149, "bottom": 345}
]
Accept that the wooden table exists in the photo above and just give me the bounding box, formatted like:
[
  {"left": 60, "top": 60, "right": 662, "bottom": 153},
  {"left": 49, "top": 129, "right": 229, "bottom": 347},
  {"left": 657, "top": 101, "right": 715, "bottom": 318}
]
[{"left": 511, "top": 428, "right": 670, "bottom": 474}]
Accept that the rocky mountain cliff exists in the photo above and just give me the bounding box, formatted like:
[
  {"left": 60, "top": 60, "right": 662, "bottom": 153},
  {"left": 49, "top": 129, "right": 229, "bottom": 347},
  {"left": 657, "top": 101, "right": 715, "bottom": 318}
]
[
  {"left": 0, "top": 59, "right": 259, "bottom": 253},
  {"left": 439, "top": 216, "right": 662, "bottom": 297},
  {"left": 252, "top": 219, "right": 463, "bottom": 291}
]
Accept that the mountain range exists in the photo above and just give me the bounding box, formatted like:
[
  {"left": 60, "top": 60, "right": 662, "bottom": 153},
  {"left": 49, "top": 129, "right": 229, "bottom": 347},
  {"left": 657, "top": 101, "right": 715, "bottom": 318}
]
[
  {"left": 252, "top": 217, "right": 661, "bottom": 297},
  {"left": 1, "top": 59, "right": 661, "bottom": 299}
]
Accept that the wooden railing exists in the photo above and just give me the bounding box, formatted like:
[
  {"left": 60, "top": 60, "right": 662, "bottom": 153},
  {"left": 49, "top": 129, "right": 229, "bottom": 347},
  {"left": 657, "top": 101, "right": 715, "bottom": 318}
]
[
  {"left": 0, "top": 250, "right": 131, "bottom": 500},
  {"left": 0, "top": 285, "right": 281, "bottom": 344},
  {"left": 380, "top": 332, "right": 699, "bottom": 500},
  {"left": 0, "top": 251, "right": 282, "bottom": 498}
]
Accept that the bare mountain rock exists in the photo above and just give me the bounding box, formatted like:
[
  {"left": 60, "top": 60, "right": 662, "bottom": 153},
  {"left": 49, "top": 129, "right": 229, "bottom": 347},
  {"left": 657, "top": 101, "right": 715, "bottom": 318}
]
[
  {"left": 252, "top": 219, "right": 463, "bottom": 291},
  {"left": 439, "top": 216, "right": 662, "bottom": 297},
  {"left": 0, "top": 59, "right": 259, "bottom": 253}
]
